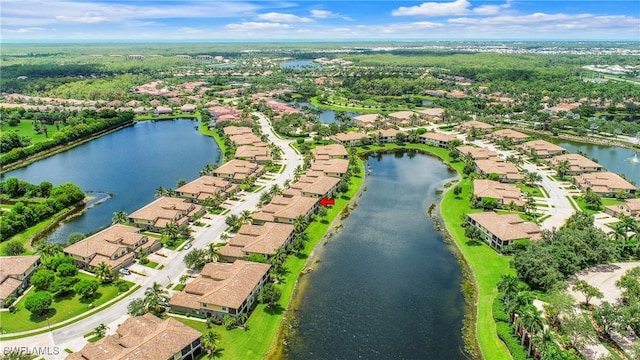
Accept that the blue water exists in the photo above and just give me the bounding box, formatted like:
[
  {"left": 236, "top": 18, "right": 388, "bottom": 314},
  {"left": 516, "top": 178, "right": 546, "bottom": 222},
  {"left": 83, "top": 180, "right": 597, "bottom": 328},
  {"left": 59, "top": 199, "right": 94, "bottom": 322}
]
[
  {"left": 2, "top": 119, "right": 221, "bottom": 244},
  {"left": 285, "top": 152, "right": 466, "bottom": 359},
  {"left": 280, "top": 60, "right": 321, "bottom": 69},
  {"left": 293, "top": 101, "right": 361, "bottom": 124}
]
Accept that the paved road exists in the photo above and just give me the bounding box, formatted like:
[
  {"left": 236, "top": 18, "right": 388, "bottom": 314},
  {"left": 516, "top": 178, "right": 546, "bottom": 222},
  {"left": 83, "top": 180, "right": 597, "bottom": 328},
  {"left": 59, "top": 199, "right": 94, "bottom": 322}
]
[{"left": 1, "top": 113, "right": 300, "bottom": 358}]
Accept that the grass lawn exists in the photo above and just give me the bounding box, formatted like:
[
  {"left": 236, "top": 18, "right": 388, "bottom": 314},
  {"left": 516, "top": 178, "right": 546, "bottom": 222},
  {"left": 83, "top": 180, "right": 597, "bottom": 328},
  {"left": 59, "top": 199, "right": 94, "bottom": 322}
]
[
  {"left": 0, "top": 273, "right": 132, "bottom": 334},
  {"left": 0, "top": 205, "right": 76, "bottom": 255},
  {"left": 356, "top": 143, "right": 513, "bottom": 359},
  {"left": 199, "top": 122, "right": 228, "bottom": 162},
  {"left": 174, "top": 161, "right": 365, "bottom": 360},
  {"left": 573, "top": 196, "right": 622, "bottom": 215},
  {"left": 162, "top": 236, "right": 187, "bottom": 250},
  {"left": 142, "top": 260, "right": 159, "bottom": 269},
  {"left": 516, "top": 183, "right": 544, "bottom": 198},
  {"left": 0, "top": 120, "right": 62, "bottom": 145}
]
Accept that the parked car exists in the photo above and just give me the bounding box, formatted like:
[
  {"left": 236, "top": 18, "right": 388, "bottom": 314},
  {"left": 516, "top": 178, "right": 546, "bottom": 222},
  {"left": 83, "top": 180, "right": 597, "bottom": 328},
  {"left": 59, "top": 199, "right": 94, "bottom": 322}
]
[
  {"left": 119, "top": 268, "right": 131, "bottom": 275},
  {"left": 184, "top": 243, "right": 192, "bottom": 250}
]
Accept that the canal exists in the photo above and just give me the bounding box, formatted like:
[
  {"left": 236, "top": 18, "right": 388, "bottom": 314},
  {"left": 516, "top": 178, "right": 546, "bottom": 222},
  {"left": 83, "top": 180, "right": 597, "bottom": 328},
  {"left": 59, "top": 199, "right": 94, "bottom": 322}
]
[
  {"left": 2, "top": 119, "right": 221, "bottom": 244},
  {"left": 284, "top": 151, "right": 467, "bottom": 359}
]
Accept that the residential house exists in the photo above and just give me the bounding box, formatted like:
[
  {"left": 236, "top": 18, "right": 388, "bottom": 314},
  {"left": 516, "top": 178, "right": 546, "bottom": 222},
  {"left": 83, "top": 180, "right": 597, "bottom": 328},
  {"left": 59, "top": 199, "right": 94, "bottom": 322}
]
[
  {"left": 67, "top": 313, "right": 202, "bottom": 360},
  {"left": 475, "top": 158, "right": 524, "bottom": 182},
  {"left": 456, "top": 145, "right": 499, "bottom": 160},
  {"left": 180, "top": 104, "right": 196, "bottom": 113},
  {"left": 311, "top": 144, "right": 348, "bottom": 160},
  {"left": 213, "top": 159, "right": 264, "bottom": 183},
  {"left": 353, "top": 114, "right": 381, "bottom": 129},
  {"left": 218, "top": 222, "right": 295, "bottom": 262},
  {"left": 605, "top": 198, "right": 640, "bottom": 219},
  {"left": 0, "top": 255, "right": 40, "bottom": 307},
  {"left": 473, "top": 179, "right": 525, "bottom": 208},
  {"left": 370, "top": 128, "right": 407, "bottom": 144},
  {"left": 154, "top": 106, "right": 172, "bottom": 115},
  {"left": 330, "top": 132, "right": 368, "bottom": 147},
  {"left": 169, "top": 260, "right": 271, "bottom": 319},
  {"left": 253, "top": 195, "right": 318, "bottom": 225},
  {"left": 283, "top": 175, "right": 341, "bottom": 198},
  {"left": 234, "top": 145, "right": 272, "bottom": 163},
  {"left": 128, "top": 197, "right": 204, "bottom": 232},
  {"left": 490, "top": 129, "right": 530, "bottom": 144},
  {"left": 308, "top": 158, "right": 350, "bottom": 178},
  {"left": 467, "top": 212, "right": 541, "bottom": 250},
  {"left": 549, "top": 154, "right": 603, "bottom": 174},
  {"left": 223, "top": 126, "right": 253, "bottom": 137},
  {"left": 574, "top": 172, "right": 637, "bottom": 197},
  {"left": 520, "top": 140, "right": 567, "bottom": 158},
  {"left": 175, "top": 176, "right": 237, "bottom": 203},
  {"left": 420, "top": 132, "right": 458, "bottom": 148},
  {"left": 416, "top": 108, "right": 445, "bottom": 123},
  {"left": 457, "top": 120, "right": 495, "bottom": 134},
  {"left": 64, "top": 224, "right": 161, "bottom": 271},
  {"left": 229, "top": 133, "right": 263, "bottom": 146},
  {"left": 388, "top": 111, "right": 421, "bottom": 127}
]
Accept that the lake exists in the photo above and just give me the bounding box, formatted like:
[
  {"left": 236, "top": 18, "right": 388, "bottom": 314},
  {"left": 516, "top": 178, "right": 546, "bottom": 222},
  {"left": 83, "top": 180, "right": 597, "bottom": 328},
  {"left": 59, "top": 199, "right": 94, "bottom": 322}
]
[
  {"left": 553, "top": 139, "right": 640, "bottom": 185},
  {"left": 280, "top": 60, "right": 321, "bottom": 69},
  {"left": 284, "top": 151, "right": 467, "bottom": 359},
  {"left": 293, "top": 101, "right": 362, "bottom": 124},
  {"left": 2, "top": 119, "right": 221, "bottom": 244}
]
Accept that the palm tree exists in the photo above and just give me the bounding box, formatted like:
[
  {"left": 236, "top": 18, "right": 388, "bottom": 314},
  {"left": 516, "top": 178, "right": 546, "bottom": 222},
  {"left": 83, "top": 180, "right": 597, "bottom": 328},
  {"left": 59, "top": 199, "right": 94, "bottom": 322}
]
[
  {"left": 240, "top": 210, "right": 253, "bottom": 225},
  {"left": 555, "top": 160, "right": 570, "bottom": 179},
  {"left": 154, "top": 186, "right": 166, "bottom": 198},
  {"left": 525, "top": 195, "right": 537, "bottom": 214},
  {"left": 94, "top": 262, "right": 113, "bottom": 283},
  {"left": 497, "top": 274, "right": 521, "bottom": 303},
  {"left": 517, "top": 306, "right": 545, "bottom": 355},
  {"left": 112, "top": 210, "right": 129, "bottom": 225},
  {"left": 269, "top": 184, "right": 282, "bottom": 196},
  {"left": 207, "top": 242, "right": 223, "bottom": 262},
  {"left": 94, "top": 323, "right": 109, "bottom": 338},
  {"left": 269, "top": 247, "right": 288, "bottom": 275},
  {"left": 162, "top": 222, "right": 180, "bottom": 242},
  {"left": 179, "top": 274, "right": 190, "bottom": 286},
  {"left": 144, "top": 282, "right": 168, "bottom": 315},
  {"left": 201, "top": 330, "right": 220, "bottom": 356},
  {"left": 35, "top": 241, "right": 60, "bottom": 259},
  {"left": 293, "top": 215, "right": 308, "bottom": 233}
]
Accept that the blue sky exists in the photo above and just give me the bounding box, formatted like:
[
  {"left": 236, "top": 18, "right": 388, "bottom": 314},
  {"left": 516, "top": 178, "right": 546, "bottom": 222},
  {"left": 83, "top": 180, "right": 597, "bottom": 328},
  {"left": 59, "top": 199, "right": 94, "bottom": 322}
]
[{"left": 2, "top": 0, "right": 639, "bottom": 41}]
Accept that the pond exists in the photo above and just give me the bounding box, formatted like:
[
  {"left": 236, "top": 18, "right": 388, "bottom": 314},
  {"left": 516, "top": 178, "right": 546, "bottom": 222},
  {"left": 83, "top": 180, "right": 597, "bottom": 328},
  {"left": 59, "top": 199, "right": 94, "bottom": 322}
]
[
  {"left": 283, "top": 151, "right": 467, "bottom": 359},
  {"left": 293, "top": 101, "right": 362, "bottom": 124},
  {"left": 3, "top": 119, "right": 221, "bottom": 244},
  {"left": 280, "top": 59, "right": 321, "bottom": 69}
]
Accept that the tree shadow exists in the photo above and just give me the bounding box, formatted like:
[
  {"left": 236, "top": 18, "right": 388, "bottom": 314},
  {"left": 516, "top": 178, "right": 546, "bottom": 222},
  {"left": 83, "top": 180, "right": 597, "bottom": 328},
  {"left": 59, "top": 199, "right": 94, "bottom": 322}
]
[
  {"left": 466, "top": 240, "right": 483, "bottom": 247},
  {"left": 53, "top": 290, "right": 76, "bottom": 302},
  {"left": 30, "top": 308, "right": 57, "bottom": 323},
  {"left": 263, "top": 304, "right": 284, "bottom": 315},
  {"left": 295, "top": 253, "right": 308, "bottom": 260},
  {"left": 341, "top": 195, "right": 350, "bottom": 200},
  {"left": 79, "top": 291, "right": 103, "bottom": 304},
  {"left": 208, "top": 348, "right": 225, "bottom": 359}
]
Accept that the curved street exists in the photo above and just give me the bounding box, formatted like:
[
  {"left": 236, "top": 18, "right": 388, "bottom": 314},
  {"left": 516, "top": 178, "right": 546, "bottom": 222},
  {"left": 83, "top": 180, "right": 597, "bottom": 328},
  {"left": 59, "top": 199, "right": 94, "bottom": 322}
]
[{"left": 1, "top": 113, "right": 301, "bottom": 358}]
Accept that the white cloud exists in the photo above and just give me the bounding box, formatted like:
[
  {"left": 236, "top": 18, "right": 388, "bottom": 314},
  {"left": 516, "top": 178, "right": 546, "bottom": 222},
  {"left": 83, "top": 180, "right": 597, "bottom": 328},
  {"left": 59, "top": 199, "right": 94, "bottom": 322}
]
[
  {"left": 392, "top": 0, "right": 471, "bottom": 17},
  {"left": 256, "top": 12, "right": 312, "bottom": 23},
  {"left": 1, "top": 27, "right": 47, "bottom": 33},
  {"left": 225, "top": 22, "right": 291, "bottom": 31},
  {"left": 310, "top": 10, "right": 332, "bottom": 19},
  {"left": 473, "top": 1, "right": 512, "bottom": 16},
  {"left": 55, "top": 15, "right": 110, "bottom": 24}
]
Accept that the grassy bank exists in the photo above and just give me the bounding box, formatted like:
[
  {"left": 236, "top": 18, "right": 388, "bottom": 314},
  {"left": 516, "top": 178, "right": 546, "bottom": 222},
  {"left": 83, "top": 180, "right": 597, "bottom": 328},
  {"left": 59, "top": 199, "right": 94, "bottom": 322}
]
[
  {"left": 355, "top": 142, "right": 512, "bottom": 360},
  {"left": 199, "top": 121, "right": 228, "bottom": 163}
]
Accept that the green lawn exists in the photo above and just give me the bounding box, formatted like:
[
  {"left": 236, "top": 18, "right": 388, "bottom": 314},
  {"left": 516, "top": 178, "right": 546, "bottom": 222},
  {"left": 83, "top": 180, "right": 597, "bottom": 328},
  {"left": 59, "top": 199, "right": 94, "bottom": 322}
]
[
  {"left": 0, "top": 120, "right": 62, "bottom": 145},
  {"left": 573, "top": 196, "right": 622, "bottom": 215},
  {"left": 516, "top": 183, "right": 544, "bottom": 198},
  {"left": 0, "top": 273, "right": 131, "bottom": 334},
  {"left": 174, "top": 161, "right": 365, "bottom": 360},
  {"left": 199, "top": 122, "right": 228, "bottom": 162},
  {"left": 142, "top": 260, "right": 159, "bottom": 269}
]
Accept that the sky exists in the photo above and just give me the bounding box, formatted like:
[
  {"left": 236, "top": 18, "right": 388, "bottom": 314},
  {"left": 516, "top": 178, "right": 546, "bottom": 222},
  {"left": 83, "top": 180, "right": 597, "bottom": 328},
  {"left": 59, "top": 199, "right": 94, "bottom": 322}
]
[{"left": 1, "top": 0, "right": 639, "bottom": 41}]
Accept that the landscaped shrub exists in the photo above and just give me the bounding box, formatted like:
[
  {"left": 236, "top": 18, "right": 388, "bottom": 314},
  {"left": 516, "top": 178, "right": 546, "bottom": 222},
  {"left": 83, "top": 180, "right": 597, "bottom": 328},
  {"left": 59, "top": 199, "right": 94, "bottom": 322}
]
[
  {"left": 4, "top": 294, "right": 17, "bottom": 307},
  {"left": 57, "top": 263, "right": 79, "bottom": 277},
  {"left": 117, "top": 282, "right": 130, "bottom": 293},
  {"left": 496, "top": 322, "right": 530, "bottom": 360}
]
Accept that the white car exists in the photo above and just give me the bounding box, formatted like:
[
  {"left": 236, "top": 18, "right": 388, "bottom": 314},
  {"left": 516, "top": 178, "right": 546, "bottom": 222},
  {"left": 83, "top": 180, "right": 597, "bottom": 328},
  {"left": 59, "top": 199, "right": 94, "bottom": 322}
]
[
  {"left": 119, "top": 268, "right": 131, "bottom": 275},
  {"left": 184, "top": 243, "right": 192, "bottom": 250}
]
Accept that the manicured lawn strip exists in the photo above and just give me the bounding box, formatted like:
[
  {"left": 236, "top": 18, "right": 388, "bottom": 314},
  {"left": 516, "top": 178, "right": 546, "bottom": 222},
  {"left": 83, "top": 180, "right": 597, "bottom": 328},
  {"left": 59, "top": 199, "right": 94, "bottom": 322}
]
[
  {"left": 0, "top": 205, "right": 76, "bottom": 255},
  {"left": 573, "top": 196, "right": 623, "bottom": 215},
  {"left": 0, "top": 273, "right": 133, "bottom": 334},
  {"left": 175, "top": 161, "right": 365, "bottom": 360},
  {"left": 1, "top": 120, "right": 61, "bottom": 145},
  {"left": 356, "top": 143, "right": 513, "bottom": 359},
  {"left": 516, "top": 184, "right": 543, "bottom": 198},
  {"left": 142, "top": 260, "right": 159, "bottom": 269},
  {"left": 199, "top": 122, "right": 228, "bottom": 162}
]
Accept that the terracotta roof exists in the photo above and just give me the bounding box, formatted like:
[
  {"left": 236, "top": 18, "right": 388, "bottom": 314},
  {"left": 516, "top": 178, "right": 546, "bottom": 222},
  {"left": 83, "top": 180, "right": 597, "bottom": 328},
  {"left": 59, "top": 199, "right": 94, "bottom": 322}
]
[
  {"left": 229, "top": 133, "right": 262, "bottom": 146},
  {"left": 521, "top": 140, "right": 566, "bottom": 156},
  {"left": 491, "top": 129, "right": 529, "bottom": 140},
  {"left": 310, "top": 158, "right": 350, "bottom": 177},
  {"left": 331, "top": 132, "right": 368, "bottom": 143},
  {"left": 170, "top": 260, "right": 270, "bottom": 310},
  {"left": 456, "top": 145, "right": 498, "bottom": 159},
  {"left": 459, "top": 120, "right": 494, "bottom": 130},
  {"left": 67, "top": 313, "right": 201, "bottom": 360},
  {"left": 214, "top": 159, "right": 262, "bottom": 179},
  {"left": 549, "top": 154, "right": 603, "bottom": 172},
  {"left": 388, "top": 110, "right": 415, "bottom": 120},
  {"left": 468, "top": 212, "right": 541, "bottom": 242},
  {"left": 575, "top": 172, "right": 637, "bottom": 193},
  {"left": 353, "top": 114, "right": 379, "bottom": 124},
  {"left": 475, "top": 159, "right": 524, "bottom": 181},
  {"left": 473, "top": 179, "right": 524, "bottom": 206},
  {"left": 311, "top": 144, "right": 348, "bottom": 160},
  {"left": 253, "top": 195, "right": 318, "bottom": 223},
  {"left": 417, "top": 108, "right": 445, "bottom": 117},
  {"left": 0, "top": 255, "right": 40, "bottom": 300},
  {"left": 372, "top": 128, "right": 406, "bottom": 138},
  {"left": 420, "top": 132, "right": 457, "bottom": 142},
  {"left": 222, "top": 222, "right": 294, "bottom": 257},
  {"left": 235, "top": 145, "right": 271, "bottom": 160},
  {"left": 176, "top": 176, "right": 233, "bottom": 199},
  {"left": 129, "top": 197, "right": 202, "bottom": 226},
  {"left": 287, "top": 175, "right": 340, "bottom": 197},
  {"left": 223, "top": 126, "right": 253, "bottom": 136}
]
